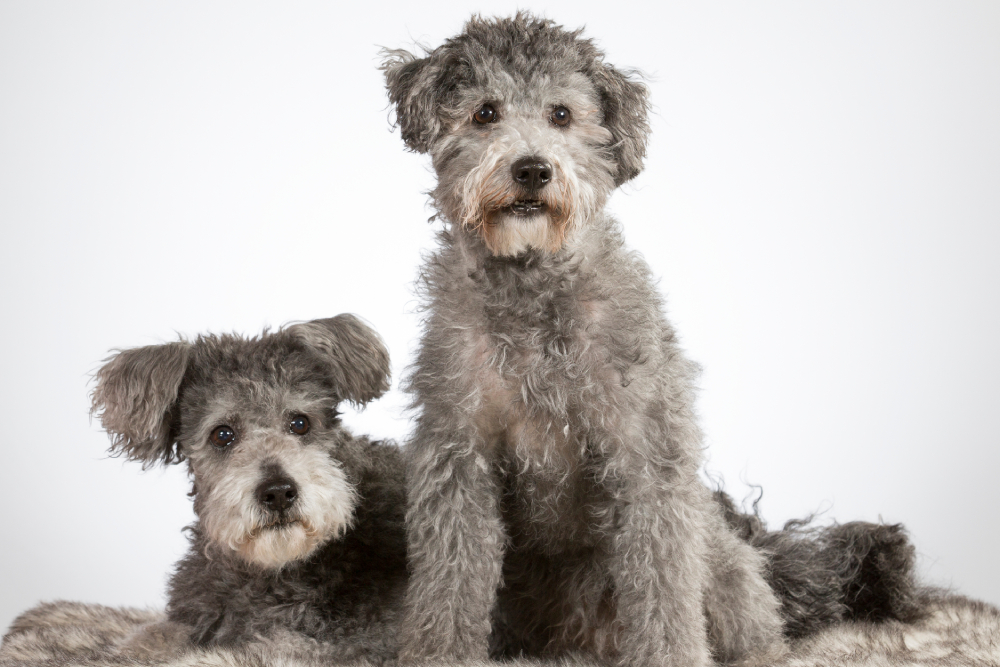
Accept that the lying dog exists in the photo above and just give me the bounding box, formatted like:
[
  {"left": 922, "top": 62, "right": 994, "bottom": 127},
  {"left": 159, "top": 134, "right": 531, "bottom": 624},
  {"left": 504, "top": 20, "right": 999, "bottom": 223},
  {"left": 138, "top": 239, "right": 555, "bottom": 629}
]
[{"left": 91, "top": 315, "right": 406, "bottom": 664}]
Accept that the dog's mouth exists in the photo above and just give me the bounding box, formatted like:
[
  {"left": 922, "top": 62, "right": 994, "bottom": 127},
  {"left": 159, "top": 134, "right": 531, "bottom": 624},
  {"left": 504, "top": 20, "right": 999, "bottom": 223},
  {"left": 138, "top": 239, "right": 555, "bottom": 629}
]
[
  {"left": 506, "top": 200, "right": 547, "bottom": 216},
  {"left": 247, "top": 516, "right": 319, "bottom": 541},
  {"left": 257, "top": 517, "right": 301, "bottom": 532}
]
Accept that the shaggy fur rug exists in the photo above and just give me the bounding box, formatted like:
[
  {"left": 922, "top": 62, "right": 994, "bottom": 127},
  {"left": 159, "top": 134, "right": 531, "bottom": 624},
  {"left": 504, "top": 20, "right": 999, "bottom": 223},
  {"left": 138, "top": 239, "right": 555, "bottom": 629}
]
[{"left": 2, "top": 593, "right": 998, "bottom": 667}]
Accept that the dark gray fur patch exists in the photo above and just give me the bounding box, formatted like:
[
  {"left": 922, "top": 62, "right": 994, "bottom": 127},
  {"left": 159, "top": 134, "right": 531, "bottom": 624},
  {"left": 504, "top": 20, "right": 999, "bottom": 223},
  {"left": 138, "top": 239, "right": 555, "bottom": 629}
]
[{"left": 715, "top": 490, "right": 922, "bottom": 638}]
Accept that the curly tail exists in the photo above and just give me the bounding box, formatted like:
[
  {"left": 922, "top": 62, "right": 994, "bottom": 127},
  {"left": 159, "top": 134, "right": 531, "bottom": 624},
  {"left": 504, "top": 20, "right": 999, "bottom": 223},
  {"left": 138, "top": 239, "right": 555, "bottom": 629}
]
[{"left": 715, "top": 491, "right": 922, "bottom": 637}]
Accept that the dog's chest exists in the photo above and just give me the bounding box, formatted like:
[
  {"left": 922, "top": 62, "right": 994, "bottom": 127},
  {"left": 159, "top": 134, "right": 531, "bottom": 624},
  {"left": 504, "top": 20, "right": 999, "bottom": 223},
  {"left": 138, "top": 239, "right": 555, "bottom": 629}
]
[
  {"left": 471, "top": 278, "right": 619, "bottom": 546},
  {"left": 474, "top": 287, "right": 609, "bottom": 442}
]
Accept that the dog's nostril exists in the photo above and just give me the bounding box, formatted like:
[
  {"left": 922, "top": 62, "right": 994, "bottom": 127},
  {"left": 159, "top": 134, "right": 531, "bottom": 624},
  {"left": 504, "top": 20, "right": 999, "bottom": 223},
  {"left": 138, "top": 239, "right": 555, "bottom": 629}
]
[
  {"left": 511, "top": 157, "right": 553, "bottom": 191},
  {"left": 255, "top": 478, "right": 298, "bottom": 512}
]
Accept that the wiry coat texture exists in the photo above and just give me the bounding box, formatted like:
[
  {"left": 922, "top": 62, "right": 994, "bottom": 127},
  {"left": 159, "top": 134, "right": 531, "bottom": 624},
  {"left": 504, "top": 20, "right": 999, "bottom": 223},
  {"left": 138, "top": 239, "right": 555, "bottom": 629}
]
[
  {"left": 89, "top": 316, "right": 407, "bottom": 664},
  {"left": 383, "top": 14, "right": 919, "bottom": 667},
  {"left": 3, "top": 594, "right": 998, "bottom": 667}
]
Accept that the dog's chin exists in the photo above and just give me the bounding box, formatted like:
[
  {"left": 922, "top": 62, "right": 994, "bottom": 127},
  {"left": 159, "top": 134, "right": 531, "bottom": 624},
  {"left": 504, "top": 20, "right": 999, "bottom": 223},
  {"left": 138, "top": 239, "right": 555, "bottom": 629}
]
[
  {"left": 236, "top": 521, "right": 325, "bottom": 570},
  {"left": 481, "top": 203, "right": 566, "bottom": 256}
]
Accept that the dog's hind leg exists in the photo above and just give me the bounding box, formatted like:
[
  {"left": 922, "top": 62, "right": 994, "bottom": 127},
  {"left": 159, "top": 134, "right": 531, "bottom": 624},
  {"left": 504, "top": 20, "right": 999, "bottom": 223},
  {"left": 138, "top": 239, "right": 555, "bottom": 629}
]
[{"left": 715, "top": 491, "right": 922, "bottom": 637}]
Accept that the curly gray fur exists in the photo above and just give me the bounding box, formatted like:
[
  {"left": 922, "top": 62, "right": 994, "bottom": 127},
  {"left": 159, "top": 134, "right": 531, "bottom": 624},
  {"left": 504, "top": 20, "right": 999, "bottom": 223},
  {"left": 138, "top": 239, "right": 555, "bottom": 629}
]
[{"left": 383, "top": 13, "right": 922, "bottom": 667}]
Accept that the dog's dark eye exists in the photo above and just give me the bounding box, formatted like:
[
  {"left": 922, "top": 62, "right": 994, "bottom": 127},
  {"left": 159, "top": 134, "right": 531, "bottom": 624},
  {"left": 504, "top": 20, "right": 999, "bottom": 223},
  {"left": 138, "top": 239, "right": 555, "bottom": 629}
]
[
  {"left": 550, "top": 106, "right": 571, "bottom": 127},
  {"left": 209, "top": 425, "right": 236, "bottom": 448},
  {"left": 473, "top": 104, "right": 497, "bottom": 124},
  {"left": 289, "top": 415, "right": 310, "bottom": 436}
]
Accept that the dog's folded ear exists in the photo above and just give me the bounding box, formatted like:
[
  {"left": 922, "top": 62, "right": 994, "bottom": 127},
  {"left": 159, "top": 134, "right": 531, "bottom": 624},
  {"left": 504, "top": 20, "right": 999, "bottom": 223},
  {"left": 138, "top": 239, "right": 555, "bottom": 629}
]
[
  {"left": 288, "top": 314, "right": 391, "bottom": 407},
  {"left": 91, "top": 341, "right": 190, "bottom": 467},
  {"left": 590, "top": 63, "right": 651, "bottom": 187},
  {"left": 381, "top": 47, "right": 459, "bottom": 154}
]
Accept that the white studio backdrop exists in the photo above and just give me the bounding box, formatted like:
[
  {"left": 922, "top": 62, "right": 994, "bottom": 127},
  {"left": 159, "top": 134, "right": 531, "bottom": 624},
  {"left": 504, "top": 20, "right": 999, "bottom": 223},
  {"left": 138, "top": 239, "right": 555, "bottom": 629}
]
[{"left": 1, "top": 1, "right": 998, "bottom": 632}]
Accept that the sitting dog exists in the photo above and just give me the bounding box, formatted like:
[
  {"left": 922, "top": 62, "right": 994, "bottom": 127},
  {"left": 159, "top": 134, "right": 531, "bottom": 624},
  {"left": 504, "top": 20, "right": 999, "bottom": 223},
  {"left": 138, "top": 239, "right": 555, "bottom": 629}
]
[
  {"left": 383, "top": 14, "right": 917, "bottom": 666},
  {"left": 90, "top": 315, "right": 406, "bottom": 664}
]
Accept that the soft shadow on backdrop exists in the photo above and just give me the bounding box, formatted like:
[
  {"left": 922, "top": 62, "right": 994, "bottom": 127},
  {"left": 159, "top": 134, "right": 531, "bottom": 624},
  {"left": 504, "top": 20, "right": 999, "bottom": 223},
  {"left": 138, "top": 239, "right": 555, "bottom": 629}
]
[{"left": 1, "top": 1, "right": 998, "bottom": 630}]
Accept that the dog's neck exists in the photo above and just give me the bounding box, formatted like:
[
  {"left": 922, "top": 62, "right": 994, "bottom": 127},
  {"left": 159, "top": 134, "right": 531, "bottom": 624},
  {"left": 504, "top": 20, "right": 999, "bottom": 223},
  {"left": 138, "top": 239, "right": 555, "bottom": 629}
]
[
  {"left": 445, "top": 211, "right": 621, "bottom": 280},
  {"left": 429, "top": 212, "right": 627, "bottom": 332}
]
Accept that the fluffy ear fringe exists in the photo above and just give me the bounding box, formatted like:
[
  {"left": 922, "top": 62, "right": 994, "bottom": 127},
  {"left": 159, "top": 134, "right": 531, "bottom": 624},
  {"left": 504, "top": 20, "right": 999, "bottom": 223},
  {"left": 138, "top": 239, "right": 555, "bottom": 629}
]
[
  {"left": 381, "top": 46, "right": 456, "bottom": 154},
  {"left": 289, "top": 314, "right": 391, "bottom": 408},
  {"left": 90, "top": 341, "right": 190, "bottom": 468},
  {"left": 591, "top": 63, "right": 651, "bottom": 186}
]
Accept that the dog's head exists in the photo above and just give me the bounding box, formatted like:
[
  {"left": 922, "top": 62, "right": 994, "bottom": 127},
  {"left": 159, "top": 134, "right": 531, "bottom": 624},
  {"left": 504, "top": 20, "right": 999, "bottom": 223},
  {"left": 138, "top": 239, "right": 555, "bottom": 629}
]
[
  {"left": 90, "top": 314, "right": 390, "bottom": 570},
  {"left": 383, "top": 12, "right": 649, "bottom": 256}
]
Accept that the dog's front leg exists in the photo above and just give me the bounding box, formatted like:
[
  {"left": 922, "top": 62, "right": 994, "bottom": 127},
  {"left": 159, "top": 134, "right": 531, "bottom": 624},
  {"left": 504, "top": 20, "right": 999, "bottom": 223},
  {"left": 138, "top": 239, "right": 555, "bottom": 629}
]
[
  {"left": 606, "top": 447, "right": 714, "bottom": 667},
  {"left": 399, "top": 421, "right": 505, "bottom": 662}
]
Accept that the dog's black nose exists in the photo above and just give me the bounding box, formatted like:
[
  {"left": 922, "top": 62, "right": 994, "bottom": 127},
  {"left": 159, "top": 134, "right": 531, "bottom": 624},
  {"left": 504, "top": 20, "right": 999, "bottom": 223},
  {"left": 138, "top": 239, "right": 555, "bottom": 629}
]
[
  {"left": 511, "top": 157, "right": 552, "bottom": 191},
  {"left": 256, "top": 476, "right": 298, "bottom": 512}
]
